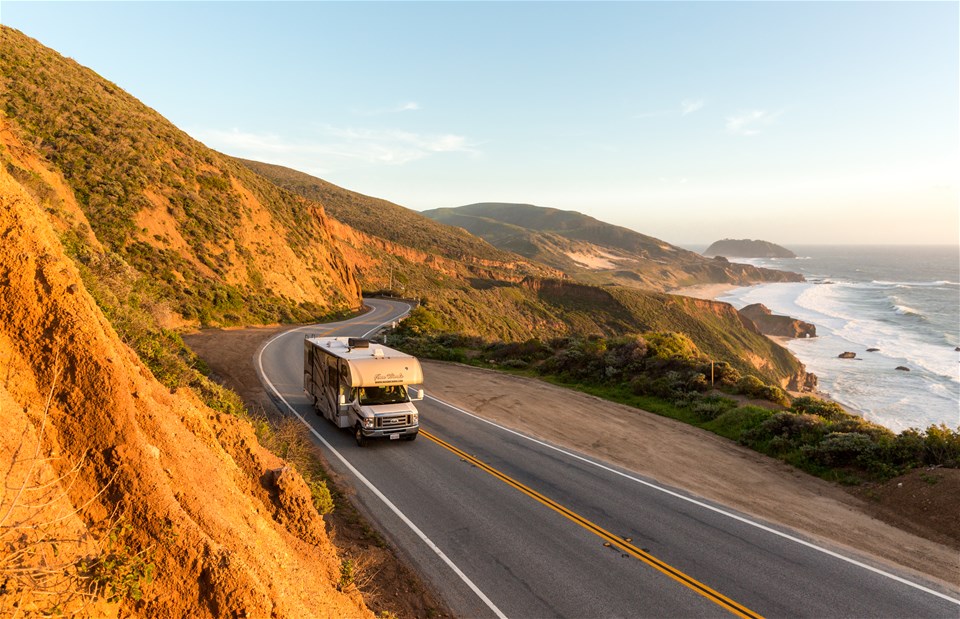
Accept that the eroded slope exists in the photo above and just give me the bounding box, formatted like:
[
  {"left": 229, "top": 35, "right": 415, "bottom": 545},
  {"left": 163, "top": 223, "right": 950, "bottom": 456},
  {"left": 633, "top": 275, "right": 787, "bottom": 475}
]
[{"left": 0, "top": 155, "right": 370, "bottom": 617}]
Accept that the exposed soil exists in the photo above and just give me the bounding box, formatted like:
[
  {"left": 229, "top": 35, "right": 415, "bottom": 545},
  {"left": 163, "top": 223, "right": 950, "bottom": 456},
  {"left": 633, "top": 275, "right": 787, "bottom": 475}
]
[
  {"left": 184, "top": 327, "right": 960, "bottom": 598},
  {"left": 0, "top": 162, "right": 372, "bottom": 618}
]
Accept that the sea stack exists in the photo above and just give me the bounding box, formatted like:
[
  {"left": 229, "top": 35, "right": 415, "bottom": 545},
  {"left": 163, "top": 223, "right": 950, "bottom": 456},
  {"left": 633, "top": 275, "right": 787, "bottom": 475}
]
[{"left": 703, "top": 239, "right": 797, "bottom": 259}]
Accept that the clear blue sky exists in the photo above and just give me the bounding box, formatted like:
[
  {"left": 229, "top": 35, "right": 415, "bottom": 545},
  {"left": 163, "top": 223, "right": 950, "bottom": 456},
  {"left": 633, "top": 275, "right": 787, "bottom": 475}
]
[{"left": 3, "top": 1, "right": 958, "bottom": 246}]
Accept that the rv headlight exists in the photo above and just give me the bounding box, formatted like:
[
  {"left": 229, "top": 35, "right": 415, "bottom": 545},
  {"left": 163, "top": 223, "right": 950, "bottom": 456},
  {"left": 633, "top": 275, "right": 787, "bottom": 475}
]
[
  {"left": 361, "top": 417, "right": 375, "bottom": 429},
  {"left": 411, "top": 413, "right": 419, "bottom": 424}
]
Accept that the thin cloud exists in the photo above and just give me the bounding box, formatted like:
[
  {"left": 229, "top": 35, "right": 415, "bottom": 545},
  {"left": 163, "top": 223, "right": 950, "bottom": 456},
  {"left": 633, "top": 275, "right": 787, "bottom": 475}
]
[
  {"left": 726, "top": 109, "right": 783, "bottom": 136},
  {"left": 680, "top": 99, "right": 704, "bottom": 116},
  {"left": 190, "top": 125, "right": 477, "bottom": 170}
]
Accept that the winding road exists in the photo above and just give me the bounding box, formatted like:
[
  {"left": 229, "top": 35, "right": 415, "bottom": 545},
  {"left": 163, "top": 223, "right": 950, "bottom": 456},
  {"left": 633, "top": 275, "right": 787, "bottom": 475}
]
[{"left": 256, "top": 298, "right": 959, "bottom": 618}]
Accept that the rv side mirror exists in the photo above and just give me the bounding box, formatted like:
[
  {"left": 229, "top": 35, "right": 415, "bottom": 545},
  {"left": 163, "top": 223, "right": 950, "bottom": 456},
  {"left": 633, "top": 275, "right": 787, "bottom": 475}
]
[
  {"left": 408, "top": 386, "right": 424, "bottom": 401},
  {"left": 339, "top": 394, "right": 346, "bottom": 405}
]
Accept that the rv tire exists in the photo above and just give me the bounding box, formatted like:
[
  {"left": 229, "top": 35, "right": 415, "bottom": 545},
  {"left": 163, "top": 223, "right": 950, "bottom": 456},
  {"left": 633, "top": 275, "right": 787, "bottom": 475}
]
[
  {"left": 402, "top": 432, "right": 418, "bottom": 442},
  {"left": 354, "top": 424, "right": 367, "bottom": 448}
]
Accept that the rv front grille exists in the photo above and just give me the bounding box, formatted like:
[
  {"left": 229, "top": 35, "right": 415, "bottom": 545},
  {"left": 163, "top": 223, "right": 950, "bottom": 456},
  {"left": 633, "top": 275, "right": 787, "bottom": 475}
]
[{"left": 376, "top": 415, "right": 411, "bottom": 429}]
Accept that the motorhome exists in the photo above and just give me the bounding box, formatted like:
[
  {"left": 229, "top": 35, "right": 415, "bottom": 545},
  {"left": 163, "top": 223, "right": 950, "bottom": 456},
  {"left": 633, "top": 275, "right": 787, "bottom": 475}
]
[{"left": 304, "top": 336, "right": 424, "bottom": 446}]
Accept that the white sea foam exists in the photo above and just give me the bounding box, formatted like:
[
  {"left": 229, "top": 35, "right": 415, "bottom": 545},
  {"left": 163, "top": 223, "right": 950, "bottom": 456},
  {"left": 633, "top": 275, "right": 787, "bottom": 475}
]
[
  {"left": 718, "top": 277, "right": 960, "bottom": 431},
  {"left": 890, "top": 299, "right": 925, "bottom": 318},
  {"left": 873, "top": 279, "right": 959, "bottom": 287}
]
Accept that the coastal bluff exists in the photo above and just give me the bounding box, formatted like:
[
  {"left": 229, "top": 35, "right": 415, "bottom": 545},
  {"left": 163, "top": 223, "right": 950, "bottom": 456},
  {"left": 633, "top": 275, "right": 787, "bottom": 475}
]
[
  {"left": 740, "top": 303, "right": 817, "bottom": 339},
  {"left": 704, "top": 239, "right": 797, "bottom": 259}
]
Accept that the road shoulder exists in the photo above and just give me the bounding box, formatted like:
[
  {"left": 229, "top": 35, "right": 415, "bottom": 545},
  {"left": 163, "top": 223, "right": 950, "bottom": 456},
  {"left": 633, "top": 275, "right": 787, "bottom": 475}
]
[{"left": 421, "top": 360, "right": 960, "bottom": 589}]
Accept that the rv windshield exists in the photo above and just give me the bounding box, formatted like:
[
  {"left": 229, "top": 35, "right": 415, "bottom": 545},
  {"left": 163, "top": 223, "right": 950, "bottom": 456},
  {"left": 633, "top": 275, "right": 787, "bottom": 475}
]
[{"left": 358, "top": 385, "right": 409, "bottom": 406}]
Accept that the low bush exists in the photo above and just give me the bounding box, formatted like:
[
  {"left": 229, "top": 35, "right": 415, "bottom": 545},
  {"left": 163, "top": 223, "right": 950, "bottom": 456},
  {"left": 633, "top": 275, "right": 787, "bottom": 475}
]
[
  {"left": 692, "top": 395, "right": 738, "bottom": 421},
  {"left": 704, "top": 405, "right": 776, "bottom": 441},
  {"left": 387, "top": 322, "right": 960, "bottom": 484}
]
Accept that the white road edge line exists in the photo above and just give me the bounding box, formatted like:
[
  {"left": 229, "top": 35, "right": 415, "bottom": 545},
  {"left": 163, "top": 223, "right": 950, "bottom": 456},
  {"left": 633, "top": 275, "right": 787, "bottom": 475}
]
[
  {"left": 256, "top": 304, "right": 508, "bottom": 619},
  {"left": 427, "top": 395, "right": 960, "bottom": 606}
]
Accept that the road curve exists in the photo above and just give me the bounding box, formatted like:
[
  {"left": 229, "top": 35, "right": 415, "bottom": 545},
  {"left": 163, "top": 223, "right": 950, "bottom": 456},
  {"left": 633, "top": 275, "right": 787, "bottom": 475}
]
[{"left": 256, "top": 298, "right": 960, "bottom": 618}]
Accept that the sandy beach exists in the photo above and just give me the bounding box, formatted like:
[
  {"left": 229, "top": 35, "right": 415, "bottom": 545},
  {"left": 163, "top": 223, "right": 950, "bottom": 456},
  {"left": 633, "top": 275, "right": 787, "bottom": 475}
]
[{"left": 668, "top": 282, "right": 743, "bottom": 300}]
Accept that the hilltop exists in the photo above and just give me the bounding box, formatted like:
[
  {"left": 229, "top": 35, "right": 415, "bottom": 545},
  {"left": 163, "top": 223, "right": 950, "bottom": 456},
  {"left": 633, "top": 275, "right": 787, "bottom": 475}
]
[
  {"left": 704, "top": 239, "right": 797, "bottom": 259},
  {"left": 422, "top": 203, "right": 802, "bottom": 290},
  {"left": 0, "top": 27, "right": 361, "bottom": 328}
]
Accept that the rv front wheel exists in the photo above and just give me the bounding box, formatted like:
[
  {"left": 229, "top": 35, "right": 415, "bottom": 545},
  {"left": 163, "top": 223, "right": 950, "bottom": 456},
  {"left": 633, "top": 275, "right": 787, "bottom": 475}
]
[{"left": 354, "top": 425, "right": 367, "bottom": 447}]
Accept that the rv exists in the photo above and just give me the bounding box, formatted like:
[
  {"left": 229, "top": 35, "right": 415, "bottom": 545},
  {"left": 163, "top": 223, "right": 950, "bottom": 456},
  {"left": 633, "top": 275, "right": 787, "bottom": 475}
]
[{"left": 304, "top": 336, "right": 424, "bottom": 446}]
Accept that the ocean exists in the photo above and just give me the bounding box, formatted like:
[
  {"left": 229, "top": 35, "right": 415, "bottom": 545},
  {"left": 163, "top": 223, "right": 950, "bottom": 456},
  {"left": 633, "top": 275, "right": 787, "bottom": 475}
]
[{"left": 698, "top": 245, "right": 959, "bottom": 433}]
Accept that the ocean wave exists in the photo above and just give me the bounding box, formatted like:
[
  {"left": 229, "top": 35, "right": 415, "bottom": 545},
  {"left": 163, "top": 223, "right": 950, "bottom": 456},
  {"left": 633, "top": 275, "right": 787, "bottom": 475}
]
[
  {"left": 873, "top": 279, "right": 960, "bottom": 287},
  {"left": 890, "top": 298, "right": 926, "bottom": 319}
]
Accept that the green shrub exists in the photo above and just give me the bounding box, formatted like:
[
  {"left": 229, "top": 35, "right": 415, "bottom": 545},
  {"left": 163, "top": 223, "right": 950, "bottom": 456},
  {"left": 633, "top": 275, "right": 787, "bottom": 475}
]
[
  {"left": 923, "top": 424, "right": 960, "bottom": 467},
  {"left": 758, "top": 384, "right": 790, "bottom": 406},
  {"left": 736, "top": 375, "right": 766, "bottom": 398},
  {"left": 692, "top": 395, "right": 737, "bottom": 421},
  {"left": 644, "top": 332, "right": 702, "bottom": 362},
  {"left": 801, "top": 432, "right": 878, "bottom": 467},
  {"left": 397, "top": 306, "right": 444, "bottom": 335},
  {"left": 81, "top": 522, "right": 156, "bottom": 603},
  {"left": 703, "top": 405, "right": 776, "bottom": 440},
  {"left": 745, "top": 412, "right": 828, "bottom": 448},
  {"left": 790, "top": 396, "right": 849, "bottom": 421},
  {"left": 499, "top": 359, "right": 529, "bottom": 369},
  {"left": 706, "top": 361, "right": 742, "bottom": 387},
  {"left": 309, "top": 480, "right": 335, "bottom": 516},
  {"left": 886, "top": 429, "right": 926, "bottom": 468}
]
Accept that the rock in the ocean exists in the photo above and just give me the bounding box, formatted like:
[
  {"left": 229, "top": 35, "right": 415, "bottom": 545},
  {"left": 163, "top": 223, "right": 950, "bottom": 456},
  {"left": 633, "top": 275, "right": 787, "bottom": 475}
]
[
  {"left": 866, "top": 348, "right": 880, "bottom": 352},
  {"left": 704, "top": 239, "right": 797, "bottom": 259},
  {"left": 895, "top": 366, "right": 910, "bottom": 371},
  {"left": 838, "top": 352, "right": 857, "bottom": 359}
]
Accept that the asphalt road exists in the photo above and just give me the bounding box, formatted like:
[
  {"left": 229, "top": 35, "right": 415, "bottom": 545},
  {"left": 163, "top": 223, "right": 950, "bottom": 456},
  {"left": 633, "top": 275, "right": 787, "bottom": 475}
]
[{"left": 256, "top": 298, "right": 960, "bottom": 618}]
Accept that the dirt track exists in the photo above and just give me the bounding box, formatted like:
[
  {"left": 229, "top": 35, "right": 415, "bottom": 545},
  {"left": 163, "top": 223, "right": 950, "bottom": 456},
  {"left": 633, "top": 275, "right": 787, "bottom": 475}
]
[{"left": 184, "top": 327, "right": 960, "bottom": 592}]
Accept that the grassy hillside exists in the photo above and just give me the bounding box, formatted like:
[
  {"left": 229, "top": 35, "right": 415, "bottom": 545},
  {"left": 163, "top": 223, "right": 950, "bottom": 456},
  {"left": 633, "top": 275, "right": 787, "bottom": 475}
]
[
  {"left": 238, "top": 159, "right": 536, "bottom": 267},
  {"left": 0, "top": 27, "right": 361, "bottom": 327},
  {"left": 424, "top": 202, "right": 803, "bottom": 291},
  {"left": 240, "top": 162, "right": 809, "bottom": 386}
]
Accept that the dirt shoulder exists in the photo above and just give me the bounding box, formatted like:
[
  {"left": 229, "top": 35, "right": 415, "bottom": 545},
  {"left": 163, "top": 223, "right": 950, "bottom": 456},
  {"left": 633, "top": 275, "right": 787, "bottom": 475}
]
[{"left": 183, "top": 326, "right": 959, "bottom": 596}]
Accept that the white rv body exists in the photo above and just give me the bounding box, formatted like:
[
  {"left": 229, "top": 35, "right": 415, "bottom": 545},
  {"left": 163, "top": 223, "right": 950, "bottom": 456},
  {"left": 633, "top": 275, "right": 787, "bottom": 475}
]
[{"left": 303, "top": 336, "right": 423, "bottom": 445}]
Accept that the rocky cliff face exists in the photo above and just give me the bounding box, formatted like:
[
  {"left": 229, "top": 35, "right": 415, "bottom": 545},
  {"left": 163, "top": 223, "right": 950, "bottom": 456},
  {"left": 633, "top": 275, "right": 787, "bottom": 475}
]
[
  {"left": 0, "top": 161, "right": 370, "bottom": 616},
  {"left": 740, "top": 303, "right": 817, "bottom": 339}
]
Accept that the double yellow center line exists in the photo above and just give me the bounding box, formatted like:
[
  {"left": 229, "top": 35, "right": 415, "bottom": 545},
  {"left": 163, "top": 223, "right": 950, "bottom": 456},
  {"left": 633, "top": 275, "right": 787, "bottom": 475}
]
[{"left": 421, "top": 429, "right": 764, "bottom": 619}]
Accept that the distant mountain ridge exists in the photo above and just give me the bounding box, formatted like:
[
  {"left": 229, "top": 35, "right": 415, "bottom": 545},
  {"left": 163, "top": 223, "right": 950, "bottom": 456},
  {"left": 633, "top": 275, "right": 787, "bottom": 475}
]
[
  {"left": 704, "top": 239, "right": 797, "bottom": 259},
  {"left": 423, "top": 203, "right": 802, "bottom": 290}
]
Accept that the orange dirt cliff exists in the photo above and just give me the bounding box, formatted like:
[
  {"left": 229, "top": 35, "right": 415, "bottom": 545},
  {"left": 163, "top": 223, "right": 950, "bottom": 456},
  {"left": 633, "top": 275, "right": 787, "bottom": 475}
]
[{"left": 0, "top": 154, "right": 371, "bottom": 615}]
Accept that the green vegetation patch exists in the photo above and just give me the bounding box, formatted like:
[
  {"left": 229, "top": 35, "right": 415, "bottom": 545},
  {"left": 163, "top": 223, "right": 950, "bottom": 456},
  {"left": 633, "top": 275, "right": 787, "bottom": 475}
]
[{"left": 388, "top": 312, "right": 959, "bottom": 485}]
